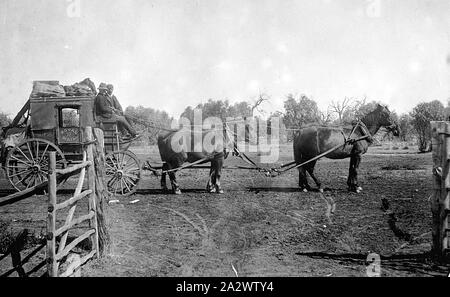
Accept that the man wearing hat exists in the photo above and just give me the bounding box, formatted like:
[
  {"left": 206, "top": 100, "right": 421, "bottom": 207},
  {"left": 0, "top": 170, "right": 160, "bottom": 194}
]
[
  {"left": 106, "top": 84, "right": 124, "bottom": 116},
  {"left": 94, "top": 83, "right": 138, "bottom": 139}
]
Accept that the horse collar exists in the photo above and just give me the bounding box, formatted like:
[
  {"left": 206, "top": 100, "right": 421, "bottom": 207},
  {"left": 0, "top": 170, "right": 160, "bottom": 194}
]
[{"left": 348, "top": 121, "right": 373, "bottom": 144}]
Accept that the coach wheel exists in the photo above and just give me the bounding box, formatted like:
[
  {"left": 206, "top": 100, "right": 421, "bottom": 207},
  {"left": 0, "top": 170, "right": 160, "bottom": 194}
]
[
  {"left": 6, "top": 138, "right": 67, "bottom": 191},
  {"left": 105, "top": 151, "right": 141, "bottom": 197}
]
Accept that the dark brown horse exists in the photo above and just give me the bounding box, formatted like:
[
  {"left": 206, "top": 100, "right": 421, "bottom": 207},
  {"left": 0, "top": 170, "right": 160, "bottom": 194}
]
[
  {"left": 157, "top": 126, "right": 231, "bottom": 194},
  {"left": 293, "top": 104, "right": 399, "bottom": 193}
]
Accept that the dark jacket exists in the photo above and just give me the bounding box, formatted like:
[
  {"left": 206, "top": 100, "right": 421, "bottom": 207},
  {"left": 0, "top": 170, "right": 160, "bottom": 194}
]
[
  {"left": 110, "top": 95, "right": 123, "bottom": 113},
  {"left": 94, "top": 93, "right": 113, "bottom": 118}
]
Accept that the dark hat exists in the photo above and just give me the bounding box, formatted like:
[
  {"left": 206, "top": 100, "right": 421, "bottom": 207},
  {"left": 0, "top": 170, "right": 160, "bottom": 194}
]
[{"left": 98, "top": 83, "right": 108, "bottom": 90}]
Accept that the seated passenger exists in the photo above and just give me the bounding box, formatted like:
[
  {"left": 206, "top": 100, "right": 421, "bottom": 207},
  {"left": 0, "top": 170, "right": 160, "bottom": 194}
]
[{"left": 94, "top": 83, "right": 138, "bottom": 140}]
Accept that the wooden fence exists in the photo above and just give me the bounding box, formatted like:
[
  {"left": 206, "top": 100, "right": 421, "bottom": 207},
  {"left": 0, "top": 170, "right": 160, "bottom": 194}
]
[
  {"left": 47, "top": 128, "right": 100, "bottom": 277},
  {"left": 430, "top": 121, "right": 450, "bottom": 259},
  {"left": 0, "top": 127, "right": 108, "bottom": 277}
]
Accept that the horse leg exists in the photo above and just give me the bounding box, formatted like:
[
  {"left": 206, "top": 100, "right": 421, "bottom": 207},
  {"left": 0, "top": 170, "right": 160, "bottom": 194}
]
[
  {"left": 347, "top": 156, "right": 356, "bottom": 192},
  {"left": 169, "top": 171, "right": 181, "bottom": 195},
  {"left": 298, "top": 165, "right": 311, "bottom": 192},
  {"left": 306, "top": 161, "right": 323, "bottom": 192},
  {"left": 167, "top": 162, "right": 181, "bottom": 195},
  {"left": 353, "top": 154, "right": 362, "bottom": 192},
  {"left": 206, "top": 166, "right": 215, "bottom": 193},
  {"left": 347, "top": 154, "right": 362, "bottom": 193},
  {"left": 161, "top": 163, "right": 169, "bottom": 192},
  {"left": 213, "top": 158, "right": 224, "bottom": 194}
]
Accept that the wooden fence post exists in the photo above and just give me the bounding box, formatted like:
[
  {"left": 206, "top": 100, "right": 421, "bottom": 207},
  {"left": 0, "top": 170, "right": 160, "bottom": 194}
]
[
  {"left": 47, "top": 152, "right": 58, "bottom": 277},
  {"left": 85, "top": 127, "right": 100, "bottom": 258},
  {"left": 430, "top": 121, "right": 450, "bottom": 259},
  {"left": 92, "top": 128, "right": 111, "bottom": 254}
]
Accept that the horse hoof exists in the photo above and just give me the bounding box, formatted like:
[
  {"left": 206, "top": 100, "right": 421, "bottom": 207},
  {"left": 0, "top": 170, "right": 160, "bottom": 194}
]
[
  {"left": 319, "top": 188, "right": 324, "bottom": 193},
  {"left": 357, "top": 187, "right": 363, "bottom": 192},
  {"left": 209, "top": 188, "right": 217, "bottom": 193},
  {"left": 174, "top": 189, "right": 182, "bottom": 195},
  {"left": 356, "top": 189, "right": 361, "bottom": 194},
  {"left": 216, "top": 188, "right": 224, "bottom": 194},
  {"left": 302, "top": 188, "right": 308, "bottom": 193}
]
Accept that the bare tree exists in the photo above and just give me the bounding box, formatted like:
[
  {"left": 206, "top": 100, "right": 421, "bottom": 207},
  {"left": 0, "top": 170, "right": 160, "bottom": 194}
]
[
  {"left": 329, "top": 97, "right": 352, "bottom": 123},
  {"left": 318, "top": 108, "right": 334, "bottom": 125},
  {"left": 250, "top": 93, "right": 269, "bottom": 116},
  {"left": 350, "top": 96, "right": 368, "bottom": 120}
]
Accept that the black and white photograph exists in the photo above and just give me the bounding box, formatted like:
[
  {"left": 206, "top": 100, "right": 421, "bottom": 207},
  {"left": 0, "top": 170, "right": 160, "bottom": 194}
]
[{"left": 0, "top": 0, "right": 449, "bottom": 284}]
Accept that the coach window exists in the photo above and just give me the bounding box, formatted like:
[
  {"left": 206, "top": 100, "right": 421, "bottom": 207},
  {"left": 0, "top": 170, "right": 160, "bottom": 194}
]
[{"left": 60, "top": 107, "right": 80, "bottom": 128}]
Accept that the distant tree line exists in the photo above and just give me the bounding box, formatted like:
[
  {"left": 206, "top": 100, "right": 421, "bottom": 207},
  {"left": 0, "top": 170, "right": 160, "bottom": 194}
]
[
  {"left": 125, "top": 105, "right": 173, "bottom": 145},
  {"left": 0, "top": 95, "right": 449, "bottom": 152},
  {"left": 176, "top": 95, "right": 450, "bottom": 152}
]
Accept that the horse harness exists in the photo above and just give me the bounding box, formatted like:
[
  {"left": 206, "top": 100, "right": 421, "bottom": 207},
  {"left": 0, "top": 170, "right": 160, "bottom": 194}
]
[{"left": 344, "top": 120, "right": 373, "bottom": 145}]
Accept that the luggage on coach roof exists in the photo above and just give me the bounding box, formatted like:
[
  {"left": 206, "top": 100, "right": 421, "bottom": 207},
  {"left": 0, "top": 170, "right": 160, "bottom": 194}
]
[
  {"left": 64, "top": 78, "right": 97, "bottom": 96},
  {"left": 30, "top": 81, "right": 66, "bottom": 98}
]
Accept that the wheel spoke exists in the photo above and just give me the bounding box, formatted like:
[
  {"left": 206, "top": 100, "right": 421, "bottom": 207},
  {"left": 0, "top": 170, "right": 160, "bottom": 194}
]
[
  {"left": 123, "top": 167, "right": 137, "bottom": 174},
  {"left": 36, "top": 142, "right": 39, "bottom": 163},
  {"left": 106, "top": 156, "right": 118, "bottom": 169},
  {"left": 123, "top": 178, "right": 132, "bottom": 193},
  {"left": 16, "top": 146, "right": 33, "bottom": 164},
  {"left": 124, "top": 172, "right": 139, "bottom": 180},
  {"left": 27, "top": 174, "right": 37, "bottom": 189},
  {"left": 8, "top": 164, "right": 29, "bottom": 168},
  {"left": 40, "top": 144, "right": 50, "bottom": 163},
  {"left": 9, "top": 168, "right": 33, "bottom": 178},
  {"left": 8, "top": 165, "right": 29, "bottom": 169},
  {"left": 123, "top": 175, "right": 137, "bottom": 187},
  {"left": 119, "top": 153, "right": 125, "bottom": 170},
  {"left": 36, "top": 173, "right": 43, "bottom": 185},
  {"left": 107, "top": 174, "right": 117, "bottom": 186},
  {"left": 10, "top": 155, "right": 32, "bottom": 166},
  {"left": 33, "top": 173, "right": 38, "bottom": 188},
  {"left": 26, "top": 142, "right": 35, "bottom": 163},
  {"left": 14, "top": 171, "right": 33, "bottom": 187},
  {"left": 37, "top": 173, "right": 47, "bottom": 185},
  {"left": 123, "top": 161, "right": 138, "bottom": 171},
  {"left": 105, "top": 161, "right": 116, "bottom": 171},
  {"left": 40, "top": 172, "right": 48, "bottom": 183},
  {"left": 113, "top": 177, "right": 119, "bottom": 194}
]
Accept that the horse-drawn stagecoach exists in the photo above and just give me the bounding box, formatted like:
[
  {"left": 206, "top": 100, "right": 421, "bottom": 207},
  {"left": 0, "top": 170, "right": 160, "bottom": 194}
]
[
  {"left": 1, "top": 95, "right": 142, "bottom": 196},
  {"left": 1, "top": 89, "right": 400, "bottom": 197}
]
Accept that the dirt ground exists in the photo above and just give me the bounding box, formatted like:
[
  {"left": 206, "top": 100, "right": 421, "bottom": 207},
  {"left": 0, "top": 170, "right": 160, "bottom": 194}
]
[{"left": 1, "top": 143, "right": 449, "bottom": 277}]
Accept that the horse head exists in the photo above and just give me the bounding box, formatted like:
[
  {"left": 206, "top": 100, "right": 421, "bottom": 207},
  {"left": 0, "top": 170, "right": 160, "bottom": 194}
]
[{"left": 374, "top": 104, "right": 400, "bottom": 137}]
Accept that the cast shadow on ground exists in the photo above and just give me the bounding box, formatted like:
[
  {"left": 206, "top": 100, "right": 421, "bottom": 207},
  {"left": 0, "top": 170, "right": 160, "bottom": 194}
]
[
  {"left": 295, "top": 251, "right": 449, "bottom": 277},
  {"left": 247, "top": 187, "right": 334, "bottom": 193},
  {"left": 136, "top": 188, "right": 211, "bottom": 195}
]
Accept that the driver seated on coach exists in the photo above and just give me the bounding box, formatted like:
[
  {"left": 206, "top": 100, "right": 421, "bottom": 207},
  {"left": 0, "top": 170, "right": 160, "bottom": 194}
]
[{"left": 94, "top": 83, "right": 139, "bottom": 140}]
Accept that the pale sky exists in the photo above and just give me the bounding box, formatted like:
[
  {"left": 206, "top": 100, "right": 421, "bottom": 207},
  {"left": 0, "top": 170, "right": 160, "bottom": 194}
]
[{"left": 1, "top": 0, "right": 449, "bottom": 119}]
